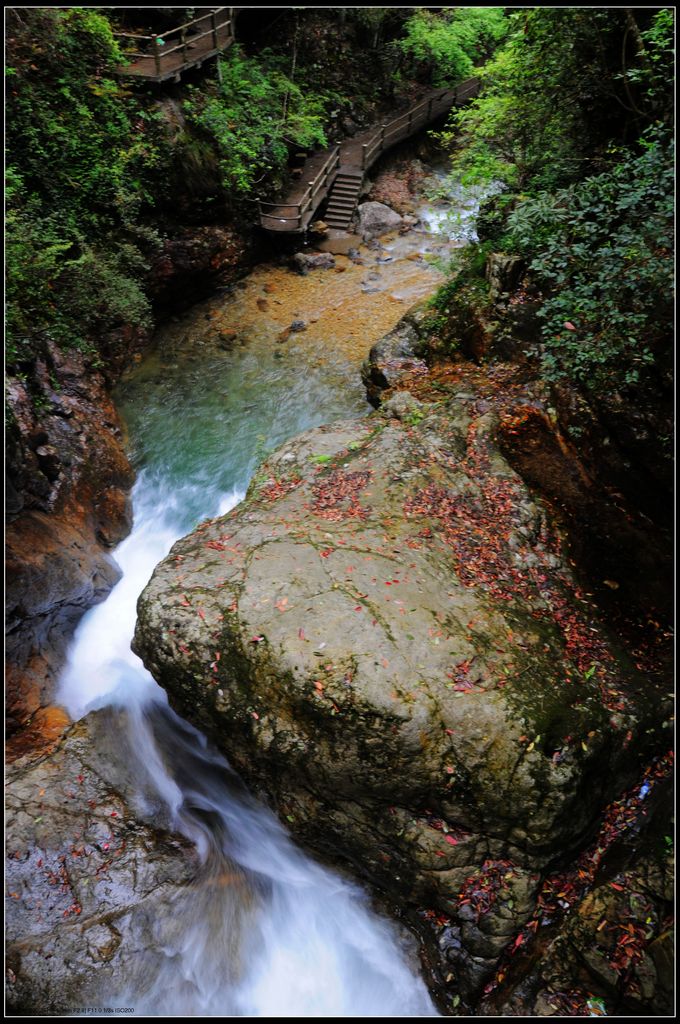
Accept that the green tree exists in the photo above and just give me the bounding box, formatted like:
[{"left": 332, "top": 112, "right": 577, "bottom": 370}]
[
  {"left": 399, "top": 8, "right": 507, "bottom": 86},
  {"left": 5, "top": 7, "right": 165, "bottom": 367},
  {"left": 445, "top": 8, "right": 674, "bottom": 191},
  {"left": 183, "top": 45, "right": 329, "bottom": 197},
  {"left": 505, "top": 127, "right": 673, "bottom": 392}
]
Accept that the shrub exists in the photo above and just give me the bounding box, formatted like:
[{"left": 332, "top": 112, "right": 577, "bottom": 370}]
[
  {"left": 183, "top": 46, "right": 330, "bottom": 197},
  {"left": 505, "top": 127, "right": 673, "bottom": 391}
]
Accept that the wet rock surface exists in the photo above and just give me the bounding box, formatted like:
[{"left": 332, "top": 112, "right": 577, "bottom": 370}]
[
  {"left": 357, "top": 201, "right": 403, "bottom": 240},
  {"left": 479, "top": 769, "right": 674, "bottom": 1017},
  {"left": 361, "top": 302, "right": 431, "bottom": 405},
  {"left": 6, "top": 349, "right": 135, "bottom": 760},
  {"left": 147, "top": 224, "right": 257, "bottom": 316},
  {"left": 5, "top": 710, "right": 197, "bottom": 1014},
  {"left": 290, "top": 251, "right": 336, "bottom": 275},
  {"left": 134, "top": 393, "right": 668, "bottom": 1004}
]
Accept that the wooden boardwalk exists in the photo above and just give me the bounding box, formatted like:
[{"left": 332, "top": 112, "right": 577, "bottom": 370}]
[
  {"left": 114, "top": 8, "right": 235, "bottom": 83},
  {"left": 259, "top": 77, "right": 480, "bottom": 234}
]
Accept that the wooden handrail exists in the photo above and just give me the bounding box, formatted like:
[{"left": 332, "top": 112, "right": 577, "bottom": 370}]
[
  {"left": 115, "top": 8, "right": 235, "bottom": 80},
  {"left": 359, "top": 81, "right": 477, "bottom": 171},
  {"left": 259, "top": 147, "right": 340, "bottom": 227},
  {"left": 260, "top": 77, "right": 479, "bottom": 231},
  {"left": 114, "top": 8, "right": 231, "bottom": 44},
  {"left": 155, "top": 22, "right": 232, "bottom": 60}
]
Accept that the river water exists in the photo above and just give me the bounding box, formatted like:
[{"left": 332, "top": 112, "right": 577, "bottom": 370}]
[{"left": 57, "top": 171, "right": 481, "bottom": 1015}]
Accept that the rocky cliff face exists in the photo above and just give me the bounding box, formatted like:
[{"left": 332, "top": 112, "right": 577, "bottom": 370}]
[
  {"left": 6, "top": 345, "right": 135, "bottom": 761},
  {"left": 133, "top": 392, "right": 669, "bottom": 1006},
  {"left": 5, "top": 222, "right": 256, "bottom": 762}
]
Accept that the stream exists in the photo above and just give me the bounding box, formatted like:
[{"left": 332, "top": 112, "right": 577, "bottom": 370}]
[{"left": 56, "top": 167, "right": 484, "bottom": 1015}]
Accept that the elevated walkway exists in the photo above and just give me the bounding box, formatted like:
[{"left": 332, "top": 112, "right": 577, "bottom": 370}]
[
  {"left": 259, "top": 77, "right": 479, "bottom": 234},
  {"left": 114, "top": 8, "right": 235, "bottom": 83}
]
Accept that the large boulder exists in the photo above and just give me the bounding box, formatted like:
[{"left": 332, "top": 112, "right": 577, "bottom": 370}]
[
  {"left": 357, "top": 201, "right": 403, "bottom": 240},
  {"left": 134, "top": 399, "right": 667, "bottom": 1007},
  {"left": 361, "top": 302, "right": 430, "bottom": 405},
  {"left": 6, "top": 709, "right": 197, "bottom": 1014}
]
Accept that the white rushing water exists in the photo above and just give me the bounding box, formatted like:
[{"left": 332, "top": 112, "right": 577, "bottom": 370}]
[
  {"left": 418, "top": 174, "right": 503, "bottom": 244},
  {"left": 57, "top": 469, "right": 437, "bottom": 1016},
  {"left": 52, "top": 166, "right": 495, "bottom": 1014}
]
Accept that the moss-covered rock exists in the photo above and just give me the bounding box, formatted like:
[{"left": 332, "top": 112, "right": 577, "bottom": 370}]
[{"left": 134, "top": 399, "right": 666, "bottom": 1004}]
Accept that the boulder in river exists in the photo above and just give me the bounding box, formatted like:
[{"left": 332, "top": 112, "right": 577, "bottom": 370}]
[
  {"left": 134, "top": 393, "right": 668, "bottom": 1003},
  {"left": 290, "top": 252, "right": 336, "bottom": 275},
  {"left": 361, "top": 302, "right": 430, "bottom": 405},
  {"left": 357, "top": 201, "right": 403, "bottom": 240}
]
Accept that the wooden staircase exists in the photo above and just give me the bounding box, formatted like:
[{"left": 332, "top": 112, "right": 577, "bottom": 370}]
[
  {"left": 259, "top": 78, "right": 480, "bottom": 234},
  {"left": 323, "top": 168, "right": 363, "bottom": 230}
]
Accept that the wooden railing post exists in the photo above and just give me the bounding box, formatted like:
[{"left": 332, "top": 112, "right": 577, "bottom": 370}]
[
  {"left": 407, "top": 110, "right": 413, "bottom": 134},
  {"left": 153, "top": 37, "right": 162, "bottom": 77},
  {"left": 427, "top": 97, "right": 433, "bottom": 121},
  {"left": 362, "top": 143, "right": 368, "bottom": 169},
  {"left": 211, "top": 11, "right": 218, "bottom": 49},
  {"left": 180, "top": 27, "right": 187, "bottom": 65}
]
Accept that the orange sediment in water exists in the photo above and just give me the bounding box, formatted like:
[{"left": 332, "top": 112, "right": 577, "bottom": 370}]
[{"left": 183, "top": 231, "right": 449, "bottom": 369}]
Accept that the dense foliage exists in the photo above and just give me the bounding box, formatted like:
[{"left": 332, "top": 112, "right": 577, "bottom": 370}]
[
  {"left": 433, "top": 7, "right": 674, "bottom": 396},
  {"left": 4, "top": 7, "right": 407, "bottom": 380},
  {"left": 399, "top": 9, "right": 507, "bottom": 86},
  {"left": 5, "top": 8, "right": 168, "bottom": 368},
  {"left": 6, "top": 4, "right": 673, "bottom": 414},
  {"left": 183, "top": 46, "right": 330, "bottom": 197},
  {"left": 506, "top": 128, "right": 674, "bottom": 390},
  {"left": 446, "top": 7, "right": 674, "bottom": 191}
]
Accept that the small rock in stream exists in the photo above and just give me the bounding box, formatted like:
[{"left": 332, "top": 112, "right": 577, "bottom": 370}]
[{"left": 291, "top": 252, "right": 335, "bottom": 275}]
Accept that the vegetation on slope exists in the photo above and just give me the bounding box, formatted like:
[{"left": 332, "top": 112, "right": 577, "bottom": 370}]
[
  {"left": 430, "top": 7, "right": 674, "bottom": 395},
  {"left": 5, "top": 8, "right": 168, "bottom": 371},
  {"left": 5, "top": 6, "right": 505, "bottom": 385},
  {"left": 6, "top": 5, "right": 672, "bottom": 412}
]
